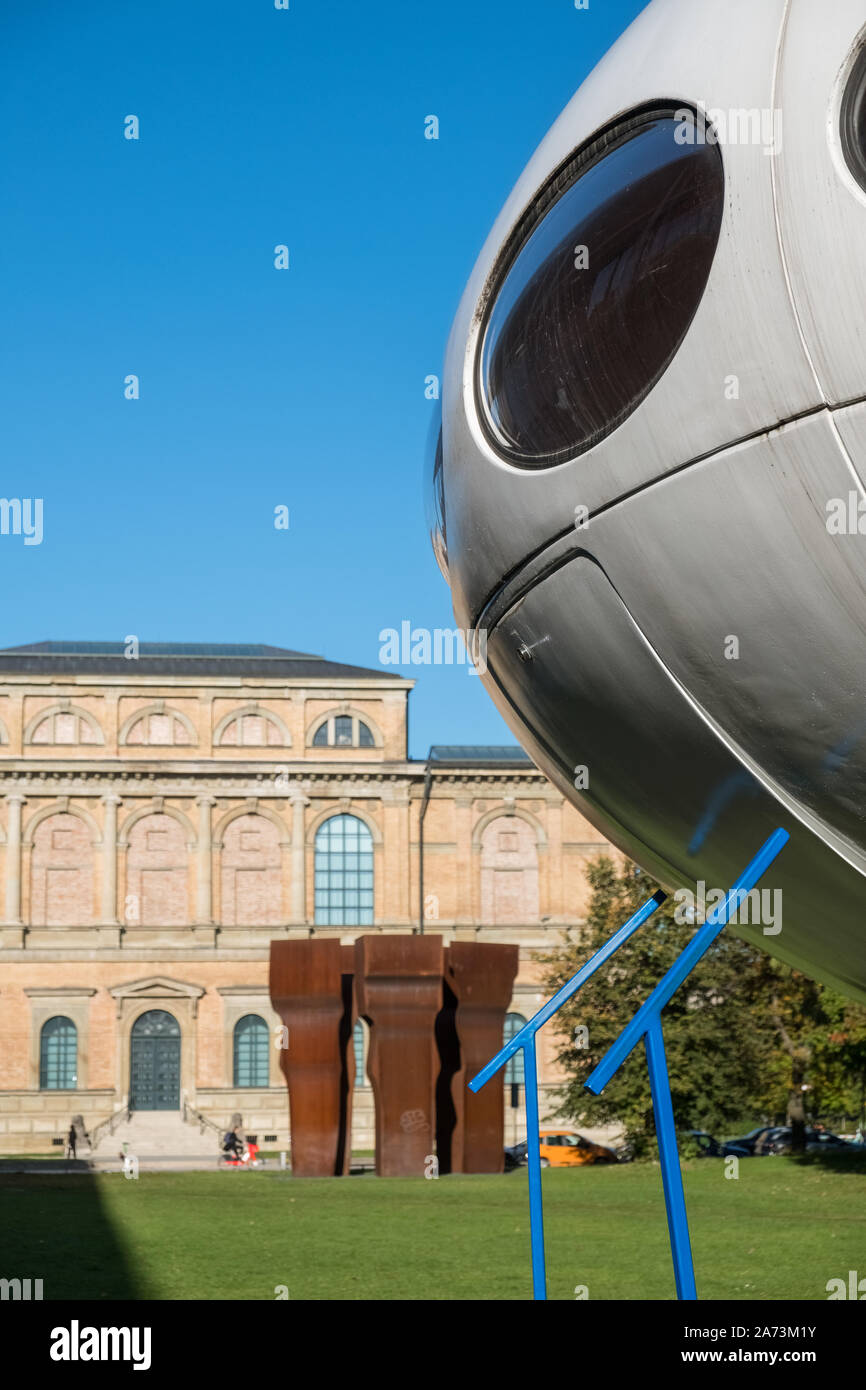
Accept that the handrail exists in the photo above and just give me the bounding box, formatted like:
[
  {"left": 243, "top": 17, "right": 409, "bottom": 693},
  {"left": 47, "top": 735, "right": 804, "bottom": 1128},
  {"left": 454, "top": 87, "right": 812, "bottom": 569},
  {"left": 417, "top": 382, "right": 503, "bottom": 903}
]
[
  {"left": 89, "top": 1103, "right": 130, "bottom": 1149},
  {"left": 182, "top": 1097, "right": 223, "bottom": 1140}
]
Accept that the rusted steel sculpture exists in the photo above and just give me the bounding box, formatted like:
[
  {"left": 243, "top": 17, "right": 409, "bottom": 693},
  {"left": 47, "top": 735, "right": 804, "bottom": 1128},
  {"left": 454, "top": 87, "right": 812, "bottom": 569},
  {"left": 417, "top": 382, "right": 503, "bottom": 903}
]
[
  {"left": 444, "top": 942, "right": 519, "bottom": 1173},
  {"left": 354, "top": 935, "right": 444, "bottom": 1178},
  {"left": 269, "top": 939, "right": 354, "bottom": 1176},
  {"left": 270, "top": 935, "right": 517, "bottom": 1177}
]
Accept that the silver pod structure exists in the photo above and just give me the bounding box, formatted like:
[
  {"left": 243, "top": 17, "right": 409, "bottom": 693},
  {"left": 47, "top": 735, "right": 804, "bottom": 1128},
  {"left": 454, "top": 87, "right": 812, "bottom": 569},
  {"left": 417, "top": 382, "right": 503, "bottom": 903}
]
[{"left": 428, "top": 0, "right": 866, "bottom": 1004}]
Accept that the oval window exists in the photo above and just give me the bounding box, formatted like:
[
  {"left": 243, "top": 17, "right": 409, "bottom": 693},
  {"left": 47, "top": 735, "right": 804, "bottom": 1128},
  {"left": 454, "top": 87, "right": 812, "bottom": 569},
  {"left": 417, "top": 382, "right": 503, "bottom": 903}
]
[
  {"left": 424, "top": 399, "right": 448, "bottom": 582},
  {"left": 840, "top": 43, "right": 866, "bottom": 191},
  {"left": 477, "top": 105, "right": 725, "bottom": 467}
]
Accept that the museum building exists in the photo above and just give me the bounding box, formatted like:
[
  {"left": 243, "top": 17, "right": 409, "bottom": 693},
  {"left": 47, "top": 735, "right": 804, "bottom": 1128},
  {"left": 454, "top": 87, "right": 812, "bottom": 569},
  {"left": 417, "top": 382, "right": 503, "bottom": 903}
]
[{"left": 0, "top": 641, "right": 616, "bottom": 1153}]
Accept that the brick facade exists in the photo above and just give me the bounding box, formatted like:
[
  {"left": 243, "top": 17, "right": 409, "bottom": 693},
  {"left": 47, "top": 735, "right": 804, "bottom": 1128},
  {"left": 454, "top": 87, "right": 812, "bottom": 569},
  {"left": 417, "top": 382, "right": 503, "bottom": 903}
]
[{"left": 0, "top": 642, "right": 618, "bottom": 1152}]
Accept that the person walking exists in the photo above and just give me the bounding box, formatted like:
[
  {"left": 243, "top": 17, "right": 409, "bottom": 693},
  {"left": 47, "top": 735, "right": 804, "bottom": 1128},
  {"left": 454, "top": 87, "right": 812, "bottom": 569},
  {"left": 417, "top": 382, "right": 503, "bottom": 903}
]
[{"left": 65, "top": 1122, "right": 77, "bottom": 1159}]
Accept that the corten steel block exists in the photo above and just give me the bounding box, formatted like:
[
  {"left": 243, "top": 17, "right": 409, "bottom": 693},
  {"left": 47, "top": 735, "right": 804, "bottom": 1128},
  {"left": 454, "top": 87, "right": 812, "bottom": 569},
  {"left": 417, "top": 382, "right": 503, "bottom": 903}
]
[
  {"left": 445, "top": 943, "right": 519, "bottom": 1173},
  {"left": 269, "top": 940, "right": 353, "bottom": 1177},
  {"left": 355, "top": 935, "right": 444, "bottom": 1178}
]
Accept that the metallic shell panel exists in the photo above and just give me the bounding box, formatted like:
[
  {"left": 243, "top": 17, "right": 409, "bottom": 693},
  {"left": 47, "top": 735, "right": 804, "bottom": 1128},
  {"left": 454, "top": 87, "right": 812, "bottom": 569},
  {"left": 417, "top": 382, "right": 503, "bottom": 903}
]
[
  {"left": 774, "top": 0, "right": 866, "bottom": 407},
  {"left": 558, "top": 413, "right": 866, "bottom": 874},
  {"left": 481, "top": 558, "right": 866, "bottom": 1003}
]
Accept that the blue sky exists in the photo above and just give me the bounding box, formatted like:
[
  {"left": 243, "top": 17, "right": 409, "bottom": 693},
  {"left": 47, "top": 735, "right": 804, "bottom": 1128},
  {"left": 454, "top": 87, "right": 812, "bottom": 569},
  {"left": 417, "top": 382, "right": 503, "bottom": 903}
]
[{"left": 1, "top": 0, "right": 646, "bottom": 758}]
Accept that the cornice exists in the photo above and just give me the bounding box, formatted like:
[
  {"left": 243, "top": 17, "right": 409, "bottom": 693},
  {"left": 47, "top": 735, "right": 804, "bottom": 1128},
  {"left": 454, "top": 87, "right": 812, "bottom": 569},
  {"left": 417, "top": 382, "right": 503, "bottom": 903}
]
[{"left": 0, "top": 764, "right": 550, "bottom": 795}]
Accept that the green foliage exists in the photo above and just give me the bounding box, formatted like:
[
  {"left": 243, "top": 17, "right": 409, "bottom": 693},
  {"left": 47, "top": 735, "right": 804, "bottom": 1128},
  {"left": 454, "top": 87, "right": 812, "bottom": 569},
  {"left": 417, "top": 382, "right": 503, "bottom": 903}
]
[{"left": 544, "top": 858, "right": 866, "bottom": 1155}]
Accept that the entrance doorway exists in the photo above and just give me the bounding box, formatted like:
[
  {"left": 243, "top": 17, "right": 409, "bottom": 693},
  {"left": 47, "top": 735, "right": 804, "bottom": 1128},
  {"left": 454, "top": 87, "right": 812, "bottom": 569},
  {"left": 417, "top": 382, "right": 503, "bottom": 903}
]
[{"left": 129, "top": 1009, "right": 181, "bottom": 1110}]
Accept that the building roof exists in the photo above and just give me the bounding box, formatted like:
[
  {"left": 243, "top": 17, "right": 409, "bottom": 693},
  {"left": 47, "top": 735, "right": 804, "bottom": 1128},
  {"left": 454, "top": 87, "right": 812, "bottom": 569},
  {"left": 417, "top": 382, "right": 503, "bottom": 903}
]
[
  {"left": 0, "top": 640, "right": 399, "bottom": 681},
  {"left": 427, "top": 744, "right": 535, "bottom": 767}
]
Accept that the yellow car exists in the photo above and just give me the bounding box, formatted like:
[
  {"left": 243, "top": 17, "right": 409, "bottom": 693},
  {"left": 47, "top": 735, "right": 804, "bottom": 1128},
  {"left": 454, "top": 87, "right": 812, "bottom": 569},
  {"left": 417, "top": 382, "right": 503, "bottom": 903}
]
[{"left": 538, "top": 1129, "right": 618, "bottom": 1167}]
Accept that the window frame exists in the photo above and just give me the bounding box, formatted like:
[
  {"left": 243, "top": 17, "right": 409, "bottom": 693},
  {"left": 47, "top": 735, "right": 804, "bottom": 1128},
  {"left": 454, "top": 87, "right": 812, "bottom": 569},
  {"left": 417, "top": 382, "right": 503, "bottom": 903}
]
[
  {"left": 232, "top": 1013, "right": 270, "bottom": 1089},
  {"left": 314, "top": 813, "right": 375, "bottom": 926},
  {"left": 310, "top": 714, "right": 376, "bottom": 750},
  {"left": 39, "top": 1015, "right": 78, "bottom": 1090}
]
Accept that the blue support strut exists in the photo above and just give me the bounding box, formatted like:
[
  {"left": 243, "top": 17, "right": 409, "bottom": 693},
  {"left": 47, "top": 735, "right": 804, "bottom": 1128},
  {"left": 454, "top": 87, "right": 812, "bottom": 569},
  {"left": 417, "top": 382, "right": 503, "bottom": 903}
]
[
  {"left": 644, "top": 1017, "right": 696, "bottom": 1300},
  {"left": 469, "top": 827, "right": 789, "bottom": 1301},
  {"left": 522, "top": 1033, "right": 546, "bottom": 1299},
  {"left": 469, "top": 888, "right": 668, "bottom": 1299}
]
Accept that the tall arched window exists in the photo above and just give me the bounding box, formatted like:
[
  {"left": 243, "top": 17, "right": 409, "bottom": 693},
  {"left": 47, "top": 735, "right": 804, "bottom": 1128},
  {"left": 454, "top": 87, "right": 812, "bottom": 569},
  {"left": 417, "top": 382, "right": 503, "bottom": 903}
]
[
  {"left": 233, "top": 1015, "right": 270, "bottom": 1088},
  {"left": 503, "top": 1012, "right": 527, "bottom": 1085},
  {"left": 314, "top": 814, "right": 374, "bottom": 925},
  {"left": 352, "top": 1018, "right": 371, "bottom": 1086},
  {"left": 40, "top": 1016, "right": 78, "bottom": 1090}
]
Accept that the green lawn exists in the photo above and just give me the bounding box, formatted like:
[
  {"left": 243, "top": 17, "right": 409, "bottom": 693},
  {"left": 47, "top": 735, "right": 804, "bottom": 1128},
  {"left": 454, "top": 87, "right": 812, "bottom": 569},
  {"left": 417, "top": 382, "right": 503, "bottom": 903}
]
[{"left": 1, "top": 1156, "right": 863, "bottom": 1300}]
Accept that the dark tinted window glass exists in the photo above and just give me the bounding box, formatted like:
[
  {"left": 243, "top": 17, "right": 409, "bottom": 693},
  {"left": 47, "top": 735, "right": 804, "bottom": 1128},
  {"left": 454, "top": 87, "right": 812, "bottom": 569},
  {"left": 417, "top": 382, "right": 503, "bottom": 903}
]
[
  {"left": 233, "top": 1014, "right": 269, "bottom": 1088},
  {"left": 841, "top": 46, "right": 866, "bottom": 189},
  {"left": 478, "top": 107, "right": 724, "bottom": 466},
  {"left": 40, "top": 1016, "right": 77, "bottom": 1090},
  {"left": 503, "top": 1011, "right": 526, "bottom": 1084}
]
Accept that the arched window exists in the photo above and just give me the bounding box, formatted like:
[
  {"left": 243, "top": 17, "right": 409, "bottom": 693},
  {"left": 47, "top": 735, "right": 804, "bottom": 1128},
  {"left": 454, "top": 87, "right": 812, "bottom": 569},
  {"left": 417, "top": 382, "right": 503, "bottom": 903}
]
[
  {"left": 233, "top": 1015, "right": 270, "bottom": 1088},
  {"left": 40, "top": 1016, "right": 77, "bottom": 1090},
  {"left": 314, "top": 814, "right": 374, "bottom": 925},
  {"left": 28, "top": 704, "right": 103, "bottom": 746},
  {"left": 122, "top": 705, "right": 195, "bottom": 746},
  {"left": 311, "top": 714, "right": 376, "bottom": 749},
  {"left": 503, "top": 1012, "right": 527, "bottom": 1085},
  {"left": 216, "top": 707, "right": 289, "bottom": 748}
]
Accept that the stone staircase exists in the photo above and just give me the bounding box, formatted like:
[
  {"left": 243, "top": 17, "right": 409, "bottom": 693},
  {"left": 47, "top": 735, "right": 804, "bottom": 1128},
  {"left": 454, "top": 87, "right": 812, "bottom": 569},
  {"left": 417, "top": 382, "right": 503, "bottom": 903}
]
[{"left": 90, "top": 1108, "right": 220, "bottom": 1159}]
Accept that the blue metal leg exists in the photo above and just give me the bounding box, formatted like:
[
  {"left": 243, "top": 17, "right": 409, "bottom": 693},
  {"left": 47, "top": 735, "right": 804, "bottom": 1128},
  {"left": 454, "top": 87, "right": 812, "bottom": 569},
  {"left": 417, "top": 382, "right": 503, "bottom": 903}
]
[
  {"left": 523, "top": 1035, "right": 547, "bottom": 1300},
  {"left": 645, "top": 1017, "right": 697, "bottom": 1301},
  {"left": 467, "top": 829, "right": 789, "bottom": 1301}
]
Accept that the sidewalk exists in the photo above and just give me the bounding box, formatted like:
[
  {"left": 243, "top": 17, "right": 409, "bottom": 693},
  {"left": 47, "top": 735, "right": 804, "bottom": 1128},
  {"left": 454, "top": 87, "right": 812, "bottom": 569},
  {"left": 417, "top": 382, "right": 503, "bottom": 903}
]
[{"left": 0, "top": 1155, "right": 376, "bottom": 1174}]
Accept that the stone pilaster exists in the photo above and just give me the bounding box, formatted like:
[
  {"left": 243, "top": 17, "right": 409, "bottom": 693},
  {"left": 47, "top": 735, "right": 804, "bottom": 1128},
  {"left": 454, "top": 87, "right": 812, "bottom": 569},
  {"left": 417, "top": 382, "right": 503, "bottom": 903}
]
[
  {"left": 289, "top": 787, "right": 309, "bottom": 924},
  {"left": 100, "top": 793, "right": 121, "bottom": 924},
  {"left": 4, "top": 793, "right": 24, "bottom": 925},
  {"left": 196, "top": 795, "right": 214, "bottom": 924}
]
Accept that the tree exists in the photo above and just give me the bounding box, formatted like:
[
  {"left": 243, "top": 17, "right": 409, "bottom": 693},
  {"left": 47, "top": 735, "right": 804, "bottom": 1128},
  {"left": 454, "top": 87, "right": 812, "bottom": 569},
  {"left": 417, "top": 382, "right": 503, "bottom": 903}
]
[
  {"left": 755, "top": 965, "right": 866, "bottom": 1147},
  {"left": 546, "top": 857, "right": 866, "bottom": 1156},
  {"left": 544, "top": 858, "right": 777, "bottom": 1156}
]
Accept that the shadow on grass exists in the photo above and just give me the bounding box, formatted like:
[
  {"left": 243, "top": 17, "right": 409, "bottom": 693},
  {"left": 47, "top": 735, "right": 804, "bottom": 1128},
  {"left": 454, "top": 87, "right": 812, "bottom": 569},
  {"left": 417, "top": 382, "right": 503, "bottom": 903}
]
[
  {"left": 0, "top": 1169, "right": 141, "bottom": 1299},
  {"left": 785, "top": 1149, "right": 866, "bottom": 1172}
]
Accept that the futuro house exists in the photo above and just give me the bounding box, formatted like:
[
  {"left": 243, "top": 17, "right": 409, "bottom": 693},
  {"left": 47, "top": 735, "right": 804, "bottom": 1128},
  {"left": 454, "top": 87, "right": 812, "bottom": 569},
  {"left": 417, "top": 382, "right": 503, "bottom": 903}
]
[{"left": 428, "top": 0, "right": 866, "bottom": 1003}]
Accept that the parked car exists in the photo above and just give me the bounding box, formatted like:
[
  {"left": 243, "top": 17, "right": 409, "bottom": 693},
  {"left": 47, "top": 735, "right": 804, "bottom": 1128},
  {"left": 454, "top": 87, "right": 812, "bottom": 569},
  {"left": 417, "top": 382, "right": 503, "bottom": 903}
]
[
  {"left": 503, "top": 1130, "right": 618, "bottom": 1169},
  {"left": 682, "top": 1129, "right": 750, "bottom": 1158},
  {"left": 753, "top": 1126, "right": 788, "bottom": 1155},
  {"left": 504, "top": 1140, "right": 527, "bottom": 1171},
  {"left": 724, "top": 1126, "right": 771, "bottom": 1154},
  {"left": 765, "top": 1127, "right": 858, "bottom": 1155},
  {"left": 539, "top": 1130, "right": 619, "bottom": 1166}
]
